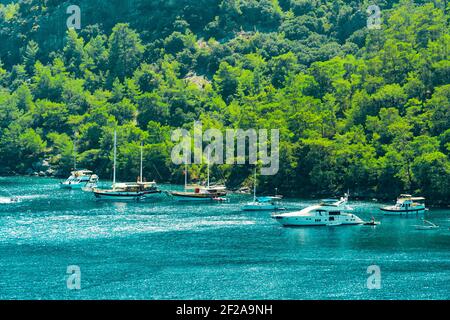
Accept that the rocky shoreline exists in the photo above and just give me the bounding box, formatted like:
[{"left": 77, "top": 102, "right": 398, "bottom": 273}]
[{"left": 0, "top": 159, "right": 66, "bottom": 178}]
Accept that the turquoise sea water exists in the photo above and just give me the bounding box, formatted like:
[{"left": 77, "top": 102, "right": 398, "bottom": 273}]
[{"left": 0, "top": 176, "right": 449, "bottom": 300}]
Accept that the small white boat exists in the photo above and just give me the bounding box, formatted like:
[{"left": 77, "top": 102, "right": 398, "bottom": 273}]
[
  {"left": 414, "top": 220, "right": 439, "bottom": 230},
  {"left": 272, "top": 195, "right": 364, "bottom": 227},
  {"left": 381, "top": 194, "right": 427, "bottom": 215},
  {"left": 60, "top": 170, "right": 99, "bottom": 190},
  {"left": 242, "top": 168, "right": 283, "bottom": 211}
]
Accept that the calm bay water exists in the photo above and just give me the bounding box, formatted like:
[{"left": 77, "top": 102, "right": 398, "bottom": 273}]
[{"left": 0, "top": 176, "right": 449, "bottom": 300}]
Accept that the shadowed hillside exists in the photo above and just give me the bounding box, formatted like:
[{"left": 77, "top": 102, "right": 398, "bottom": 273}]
[{"left": 0, "top": 0, "right": 449, "bottom": 203}]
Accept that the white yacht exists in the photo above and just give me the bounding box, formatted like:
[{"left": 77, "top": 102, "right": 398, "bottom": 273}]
[
  {"left": 60, "top": 170, "right": 99, "bottom": 190},
  {"left": 381, "top": 194, "right": 426, "bottom": 215},
  {"left": 272, "top": 195, "right": 364, "bottom": 227}
]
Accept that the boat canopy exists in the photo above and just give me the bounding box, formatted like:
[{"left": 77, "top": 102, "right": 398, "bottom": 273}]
[
  {"left": 114, "top": 183, "right": 139, "bottom": 188},
  {"left": 257, "top": 196, "right": 282, "bottom": 203},
  {"left": 398, "top": 194, "right": 425, "bottom": 201},
  {"left": 137, "top": 181, "right": 156, "bottom": 186},
  {"left": 72, "top": 170, "right": 93, "bottom": 176}
]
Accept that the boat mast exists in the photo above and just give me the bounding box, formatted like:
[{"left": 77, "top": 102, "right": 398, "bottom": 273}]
[
  {"left": 253, "top": 166, "right": 257, "bottom": 202},
  {"left": 140, "top": 142, "right": 143, "bottom": 183},
  {"left": 113, "top": 129, "right": 117, "bottom": 189},
  {"left": 184, "top": 163, "right": 188, "bottom": 191},
  {"left": 207, "top": 151, "right": 210, "bottom": 188},
  {"left": 73, "top": 134, "right": 77, "bottom": 170}
]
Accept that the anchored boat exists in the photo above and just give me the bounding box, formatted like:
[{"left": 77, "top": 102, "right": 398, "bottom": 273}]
[
  {"left": 60, "top": 170, "right": 99, "bottom": 190},
  {"left": 93, "top": 132, "right": 160, "bottom": 200},
  {"left": 170, "top": 154, "right": 227, "bottom": 202},
  {"left": 381, "top": 194, "right": 426, "bottom": 215},
  {"left": 242, "top": 168, "right": 284, "bottom": 211},
  {"left": 272, "top": 195, "right": 364, "bottom": 227},
  {"left": 59, "top": 133, "right": 99, "bottom": 190}
]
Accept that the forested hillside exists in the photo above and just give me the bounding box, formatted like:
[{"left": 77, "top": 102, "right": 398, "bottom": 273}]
[{"left": 0, "top": 0, "right": 449, "bottom": 203}]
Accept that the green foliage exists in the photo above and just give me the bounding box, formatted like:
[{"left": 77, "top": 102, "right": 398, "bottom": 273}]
[{"left": 0, "top": 0, "right": 449, "bottom": 203}]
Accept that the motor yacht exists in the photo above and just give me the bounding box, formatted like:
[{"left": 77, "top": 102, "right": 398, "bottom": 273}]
[
  {"left": 272, "top": 195, "right": 364, "bottom": 227},
  {"left": 60, "top": 170, "right": 99, "bottom": 190}
]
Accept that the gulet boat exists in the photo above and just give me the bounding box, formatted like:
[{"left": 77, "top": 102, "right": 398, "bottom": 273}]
[
  {"left": 93, "top": 131, "right": 160, "bottom": 200},
  {"left": 170, "top": 154, "right": 227, "bottom": 202}
]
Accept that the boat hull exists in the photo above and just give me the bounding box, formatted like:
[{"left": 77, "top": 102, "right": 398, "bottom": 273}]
[
  {"left": 273, "top": 214, "right": 364, "bottom": 227},
  {"left": 172, "top": 195, "right": 213, "bottom": 202},
  {"left": 93, "top": 191, "right": 145, "bottom": 201},
  {"left": 60, "top": 181, "right": 98, "bottom": 190},
  {"left": 142, "top": 190, "right": 162, "bottom": 198},
  {"left": 381, "top": 207, "right": 426, "bottom": 215},
  {"left": 170, "top": 191, "right": 214, "bottom": 202},
  {"left": 60, "top": 183, "right": 86, "bottom": 189}
]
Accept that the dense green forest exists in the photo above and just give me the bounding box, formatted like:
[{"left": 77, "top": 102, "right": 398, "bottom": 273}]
[{"left": 0, "top": 0, "right": 449, "bottom": 203}]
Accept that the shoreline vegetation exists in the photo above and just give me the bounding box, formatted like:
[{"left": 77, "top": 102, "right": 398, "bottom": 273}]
[
  {"left": 0, "top": 1, "right": 449, "bottom": 205},
  {"left": 1, "top": 174, "right": 449, "bottom": 208}
]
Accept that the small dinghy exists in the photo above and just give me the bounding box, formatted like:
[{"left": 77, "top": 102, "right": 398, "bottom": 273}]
[
  {"left": 364, "top": 217, "right": 381, "bottom": 226},
  {"left": 414, "top": 220, "right": 439, "bottom": 230},
  {"left": 0, "top": 197, "right": 19, "bottom": 204}
]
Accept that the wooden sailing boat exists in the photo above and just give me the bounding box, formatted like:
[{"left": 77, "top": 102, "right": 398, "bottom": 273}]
[
  {"left": 169, "top": 153, "right": 226, "bottom": 202},
  {"left": 93, "top": 132, "right": 159, "bottom": 200}
]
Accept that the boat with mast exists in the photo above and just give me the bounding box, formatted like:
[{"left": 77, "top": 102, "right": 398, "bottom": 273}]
[
  {"left": 169, "top": 154, "right": 226, "bottom": 202},
  {"left": 242, "top": 167, "right": 283, "bottom": 211},
  {"left": 93, "top": 131, "right": 159, "bottom": 200},
  {"left": 136, "top": 141, "right": 161, "bottom": 197}
]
